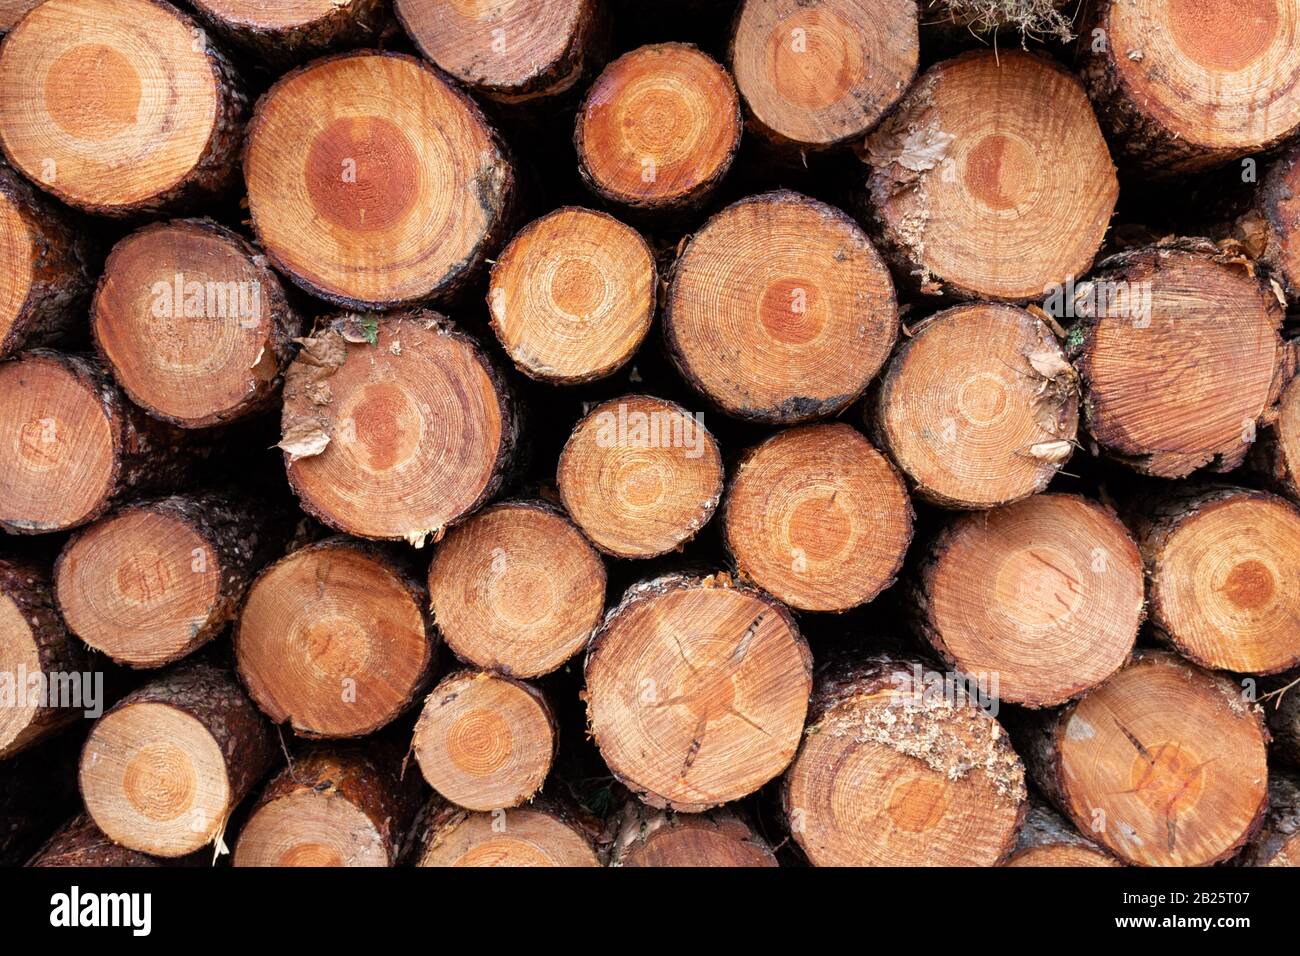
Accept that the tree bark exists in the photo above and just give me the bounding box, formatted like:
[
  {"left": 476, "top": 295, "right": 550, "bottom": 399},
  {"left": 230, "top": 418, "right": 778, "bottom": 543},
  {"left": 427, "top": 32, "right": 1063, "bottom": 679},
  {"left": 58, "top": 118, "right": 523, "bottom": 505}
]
[
  {"left": 1071, "top": 240, "right": 1287, "bottom": 478},
  {"left": 0, "top": 729, "right": 83, "bottom": 865},
  {"left": 783, "top": 653, "right": 1026, "bottom": 866},
  {"left": 0, "top": 164, "right": 94, "bottom": 359},
  {"left": 1249, "top": 357, "right": 1300, "bottom": 502},
  {"left": 862, "top": 49, "right": 1116, "bottom": 301},
  {"left": 610, "top": 801, "right": 777, "bottom": 867},
  {"left": 0, "top": 557, "right": 87, "bottom": 759},
  {"left": 0, "top": 0, "right": 246, "bottom": 216},
  {"left": 1002, "top": 798, "right": 1120, "bottom": 867},
  {"left": 235, "top": 536, "right": 435, "bottom": 738},
  {"left": 232, "top": 742, "right": 422, "bottom": 867},
  {"left": 585, "top": 572, "right": 812, "bottom": 812},
  {"left": 664, "top": 190, "right": 897, "bottom": 423},
  {"left": 487, "top": 206, "right": 656, "bottom": 384},
  {"left": 244, "top": 51, "right": 514, "bottom": 310},
  {"left": 722, "top": 422, "right": 913, "bottom": 612},
  {"left": 79, "top": 660, "right": 275, "bottom": 858},
  {"left": 1005, "top": 650, "right": 1270, "bottom": 867},
  {"left": 1237, "top": 769, "right": 1300, "bottom": 867},
  {"left": 1077, "top": 0, "right": 1300, "bottom": 177},
  {"left": 190, "top": 0, "right": 387, "bottom": 67},
  {"left": 1233, "top": 143, "right": 1300, "bottom": 306},
  {"left": 279, "top": 312, "right": 518, "bottom": 547},
  {"left": 30, "top": 813, "right": 202, "bottom": 866},
  {"left": 428, "top": 499, "right": 606, "bottom": 679},
  {"left": 557, "top": 394, "right": 723, "bottom": 559},
  {"left": 872, "top": 302, "right": 1079, "bottom": 509},
  {"left": 910, "top": 493, "right": 1144, "bottom": 708},
  {"left": 396, "top": 0, "right": 607, "bottom": 107},
  {"left": 55, "top": 493, "right": 287, "bottom": 669},
  {"left": 412, "top": 669, "right": 557, "bottom": 811},
  {"left": 575, "top": 43, "right": 741, "bottom": 213},
  {"left": 91, "top": 218, "right": 300, "bottom": 428},
  {"left": 411, "top": 792, "right": 603, "bottom": 867},
  {"left": 729, "top": 0, "right": 919, "bottom": 152}
]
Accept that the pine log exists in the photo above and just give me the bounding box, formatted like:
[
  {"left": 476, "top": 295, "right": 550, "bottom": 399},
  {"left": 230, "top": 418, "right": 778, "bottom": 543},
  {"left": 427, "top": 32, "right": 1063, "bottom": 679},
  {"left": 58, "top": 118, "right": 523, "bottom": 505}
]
[
  {"left": 782, "top": 654, "right": 1026, "bottom": 866},
  {"left": 55, "top": 493, "right": 282, "bottom": 669},
  {"left": 0, "top": 164, "right": 94, "bottom": 358},
  {"left": 30, "top": 813, "right": 196, "bottom": 866},
  {"left": 488, "top": 207, "right": 656, "bottom": 384},
  {"left": 585, "top": 573, "right": 812, "bottom": 812},
  {"left": 0, "top": 350, "right": 197, "bottom": 534},
  {"left": 722, "top": 423, "right": 913, "bottom": 612},
  {"left": 245, "top": 51, "right": 513, "bottom": 310},
  {"left": 91, "top": 218, "right": 300, "bottom": 428},
  {"left": 1007, "top": 650, "right": 1269, "bottom": 867},
  {"left": 1002, "top": 798, "right": 1120, "bottom": 867},
  {"left": 79, "top": 660, "right": 275, "bottom": 857},
  {"left": 1, "top": 730, "right": 83, "bottom": 864},
  {"left": 233, "top": 743, "right": 421, "bottom": 867},
  {"left": 427, "top": 499, "right": 606, "bottom": 679},
  {"left": 911, "top": 493, "right": 1144, "bottom": 708},
  {"left": 0, "top": 0, "right": 246, "bottom": 216},
  {"left": 1237, "top": 769, "right": 1300, "bottom": 867},
  {"left": 413, "top": 794, "right": 602, "bottom": 867},
  {"left": 1078, "top": 0, "right": 1300, "bottom": 177},
  {"left": 412, "top": 669, "right": 556, "bottom": 811},
  {"left": 575, "top": 43, "right": 741, "bottom": 213},
  {"left": 1251, "top": 365, "right": 1300, "bottom": 501},
  {"left": 0, "top": 557, "right": 88, "bottom": 759},
  {"left": 1234, "top": 143, "right": 1300, "bottom": 306},
  {"left": 234, "top": 536, "right": 435, "bottom": 738},
  {"left": 729, "top": 0, "right": 919, "bottom": 151},
  {"left": 863, "top": 50, "right": 1116, "bottom": 301},
  {"left": 873, "top": 302, "right": 1079, "bottom": 509},
  {"left": 665, "top": 190, "right": 897, "bottom": 423},
  {"left": 279, "top": 312, "right": 517, "bottom": 546},
  {"left": 1269, "top": 677, "right": 1300, "bottom": 768},
  {"left": 1072, "top": 242, "right": 1286, "bottom": 478},
  {"left": 396, "top": 0, "right": 606, "bottom": 106},
  {"left": 1131, "top": 486, "right": 1300, "bottom": 675},
  {"left": 610, "top": 801, "right": 777, "bottom": 867},
  {"left": 557, "top": 394, "right": 723, "bottom": 559},
  {"left": 190, "top": 0, "right": 386, "bottom": 66}
]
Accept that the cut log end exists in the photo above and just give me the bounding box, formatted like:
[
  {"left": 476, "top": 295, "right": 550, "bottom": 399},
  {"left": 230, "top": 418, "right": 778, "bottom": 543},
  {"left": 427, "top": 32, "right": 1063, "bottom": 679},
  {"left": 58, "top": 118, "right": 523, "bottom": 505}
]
[
  {"left": 784, "top": 657, "right": 1026, "bottom": 866},
  {"left": 1001, "top": 799, "right": 1119, "bottom": 867},
  {"left": 416, "top": 802, "right": 601, "bottom": 867},
  {"left": 723, "top": 423, "right": 913, "bottom": 612},
  {"left": 730, "top": 0, "right": 919, "bottom": 149},
  {"left": 876, "top": 302, "right": 1079, "bottom": 509},
  {"left": 0, "top": 351, "right": 117, "bottom": 534},
  {"left": 56, "top": 505, "right": 217, "bottom": 668},
  {"left": 397, "top": 0, "right": 600, "bottom": 103},
  {"left": 1045, "top": 652, "right": 1269, "bottom": 867},
  {"left": 80, "top": 702, "right": 232, "bottom": 858},
  {"left": 612, "top": 804, "right": 778, "bottom": 867},
  {"left": 1084, "top": 0, "right": 1300, "bottom": 174},
  {"left": 191, "top": 0, "right": 384, "bottom": 63},
  {"left": 488, "top": 207, "right": 655, "bottom": 384},
  {"left": 558, "top": 394, "right": 722, "bottom": 559},
  {"left": 428, "top": 501, "right": 606, "bottom": 679},
  {"left": 665, "top": 190, "right": 897, "bottom": 423},
  {"left": 1075, "top": 245, "right": 1284, "bottom": 478},
  {"left": 1140, "top": 487, "right": 1300, "bottom": 675},
  {"left": 586, "top": 574, "right": 812, "bottom": 812},
  {"left": 915, "top": 493, "right": 1144, "bottom": 708},
  {"left": 412, "top": 670, "right": 556, "bottom": 812},
  {"left": 282, "top": 313, "right": 513, "bottom": 545},
  {"left": 236, "top": 539, "right": 433, "bottom": 738},
  {"left": 0, "top": 0, "right": 242, "bottom": 215},
  {"left": 92, "top": 219, "right": 298, "bottom": 428},
  {"left": 866, "top": 50, "right": 1116, "bottom": 301},
  {"left": 576, "top": 42, "right": 740, "bottom": 210},
  {"left": 245, "top": 52, "right": 512, "bottom": 308}
]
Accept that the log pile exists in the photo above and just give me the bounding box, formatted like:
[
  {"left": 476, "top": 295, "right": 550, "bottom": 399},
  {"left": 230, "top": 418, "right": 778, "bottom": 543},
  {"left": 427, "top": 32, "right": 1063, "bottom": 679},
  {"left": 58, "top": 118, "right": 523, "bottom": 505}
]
[{"left": 1, "top": 0, "right": 1299, "bottom": 871}]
